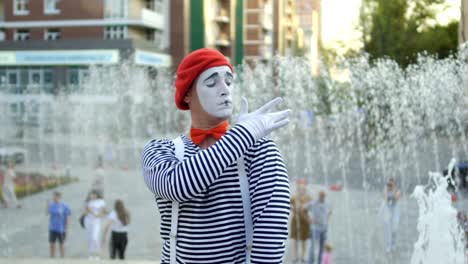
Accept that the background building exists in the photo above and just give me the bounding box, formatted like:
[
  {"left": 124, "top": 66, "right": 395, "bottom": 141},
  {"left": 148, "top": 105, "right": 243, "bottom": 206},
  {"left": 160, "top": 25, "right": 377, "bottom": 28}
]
[
  {"left": 0, "top": 0, "right": 171, "bottom": 97},
  {"left": 170, "top": 0, "right": 244, "bottom": 67},
  {"left": 274, "top": 0, "right": 300, "bottom": 57},
  {"left": 461, "top": 0, "right": 468, "bottom": 45},
  {"left": 296, "top": 0, "right": 321, "bottom": 75},
  {"left": 0, "top": 0, "right": 171, "bottom": 128},
  {"left": 243, "top": 0, "right": 274, "bottom": 63}
]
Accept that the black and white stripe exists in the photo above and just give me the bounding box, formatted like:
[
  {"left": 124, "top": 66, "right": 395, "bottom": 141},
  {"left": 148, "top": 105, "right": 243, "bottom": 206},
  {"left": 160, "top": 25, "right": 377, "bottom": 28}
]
[{"left": 142, "top": 125, "right": 290, "bottom": 264}]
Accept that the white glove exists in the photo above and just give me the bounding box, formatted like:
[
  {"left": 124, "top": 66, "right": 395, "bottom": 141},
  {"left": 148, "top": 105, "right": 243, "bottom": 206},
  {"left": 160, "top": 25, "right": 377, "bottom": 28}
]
[{"left": 237, "top": 97, "right": 290, "bottom": 141}]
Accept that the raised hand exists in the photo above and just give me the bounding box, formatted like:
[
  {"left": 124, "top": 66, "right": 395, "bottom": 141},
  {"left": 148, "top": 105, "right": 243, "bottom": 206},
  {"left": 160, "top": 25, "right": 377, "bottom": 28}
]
[{"left": 237, "top": 97, "right": 290, "bottom": 140}]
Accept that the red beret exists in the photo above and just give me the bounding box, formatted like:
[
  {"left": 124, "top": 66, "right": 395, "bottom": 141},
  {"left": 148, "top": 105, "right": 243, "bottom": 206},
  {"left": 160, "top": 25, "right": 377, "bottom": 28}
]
[{"left": 175, "top": 48, "right": 233, "bottom": 110}]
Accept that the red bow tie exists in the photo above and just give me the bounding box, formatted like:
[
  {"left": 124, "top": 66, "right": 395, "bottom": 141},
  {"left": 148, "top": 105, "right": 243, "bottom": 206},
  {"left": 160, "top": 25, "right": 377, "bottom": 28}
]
[{"left": 190, "top": 121, "right": 229, "bottom": 145}]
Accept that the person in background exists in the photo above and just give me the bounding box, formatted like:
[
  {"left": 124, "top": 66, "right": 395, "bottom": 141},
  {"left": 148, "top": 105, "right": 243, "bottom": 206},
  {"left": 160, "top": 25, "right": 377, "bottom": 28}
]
[
  {"left": 459, "top": 211, "right": 468, "bottom": 249},
  {"left": 0, "top": 165, "right": 7, "bottom": 208},
  {"left": 290, "top": 178, "right": 312, "bottom": 263},
  {"left": 2, "top": 159, "right": 21, "bottom": 208},
  {"left": 308, "top": 191, "right": 332, "bottom": 264},
  {"left": 46, "top": 191, "right": 71, "bottom": 258},
  {"left": 103, "top": 199, "right": 130, "bottom": 260},
  {"left": 321, "top": 244, "right": 333, "bottom": 264},
  {"left": 85, "top": 189, "right": 107, "bottom": 260},
  {"left": 104, "top": 143, "right": 115, "bottom": 169},
  {"left": 382, "top": 177, "right": 401, "bottom": 253},
  {"left": 91, "top": 156, "right": 105, "bottom": 198}
]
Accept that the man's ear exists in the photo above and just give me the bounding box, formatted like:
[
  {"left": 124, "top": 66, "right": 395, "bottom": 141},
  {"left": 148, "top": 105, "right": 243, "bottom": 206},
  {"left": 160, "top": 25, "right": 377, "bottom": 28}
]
[
  {"left": 184, "top": 90, "right": 191, "bottom": 104},
  {"left": 184, "top": 85, "right": 194, "bottom": 104}
]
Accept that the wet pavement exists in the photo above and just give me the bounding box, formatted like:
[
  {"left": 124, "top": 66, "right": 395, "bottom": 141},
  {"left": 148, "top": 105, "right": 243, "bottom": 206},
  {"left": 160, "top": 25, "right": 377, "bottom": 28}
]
[{"left": 0, "top": 165, "right": 461, "bottom": 263}]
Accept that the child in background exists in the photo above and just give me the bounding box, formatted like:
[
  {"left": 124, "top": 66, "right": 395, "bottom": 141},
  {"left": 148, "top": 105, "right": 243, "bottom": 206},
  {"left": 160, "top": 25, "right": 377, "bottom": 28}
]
[{"left": 322, "top": 244, "right": 332, "bottom": 264}]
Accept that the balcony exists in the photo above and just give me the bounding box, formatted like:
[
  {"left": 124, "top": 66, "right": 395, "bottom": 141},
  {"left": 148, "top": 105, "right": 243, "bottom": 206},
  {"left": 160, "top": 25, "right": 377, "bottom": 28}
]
[
  {"left": 284, "top": 20, "right": 293, "bottom": 28},
  {"left": 139, "top": 8, "right": 164, "bottom": 29},
  {"left": 260, "top": 45, "right": 273, "bottom": 60},
  {"left": 263, "top": 35, "right": 272, "bottom": 45},
  {"left": 263, "top": 1, "right": 273, "bottom": 15},
  {"left": 214, "top": 8, "right": 230, "bottom": 23},
  {"left": 262, "top": 22, "right": 273, "bottom": 31},
  {"left": 215, "top": 39, "right": 230, "bottom": 47},
  {"left": 261, "top": 14, "right": 273, "bottom": 31},
  {"left": 215, "top": 33, "right": 230, "bottom": 47},
  {"left": 103, "top": 8, "right": 164, "bottom": 30},
  {"left": 214, "top": 15, "right": 230, "bottom": 23}
]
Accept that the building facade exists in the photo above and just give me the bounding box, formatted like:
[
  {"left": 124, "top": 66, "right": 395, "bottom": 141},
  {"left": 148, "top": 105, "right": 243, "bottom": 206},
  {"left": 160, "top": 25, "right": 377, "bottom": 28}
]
[
  {"left": 296, "top": 0, "right": 320, "bottom": 75},
  {"left": 0, "top": 0, "right": 171, "bottom": 97},
  {"left": 273, "top": 0, "right": 300, "bottom": 57},
  {"left": 0, "top": 0, "right": 172, "bottom": 131},
  {"left": 461, "top": 0, "right": 468, "bottom": 45},
  {"left": 170, "top": 0, "right": 244, "bottom": 67},
  {"left": 243, "top": 0, "right": 274, "bottom": 63}
]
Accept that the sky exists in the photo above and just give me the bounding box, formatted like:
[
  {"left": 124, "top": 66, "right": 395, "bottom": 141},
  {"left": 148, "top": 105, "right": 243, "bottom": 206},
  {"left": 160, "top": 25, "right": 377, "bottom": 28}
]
[{"left": 321, "top": 0, "right": 461, "bottom": 54}]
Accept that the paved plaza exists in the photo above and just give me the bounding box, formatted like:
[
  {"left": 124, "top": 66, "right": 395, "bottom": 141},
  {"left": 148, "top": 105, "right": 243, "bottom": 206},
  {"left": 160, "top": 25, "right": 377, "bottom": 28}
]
[{"left": 0, "top": 165, "right": 444, "bottom": 264}]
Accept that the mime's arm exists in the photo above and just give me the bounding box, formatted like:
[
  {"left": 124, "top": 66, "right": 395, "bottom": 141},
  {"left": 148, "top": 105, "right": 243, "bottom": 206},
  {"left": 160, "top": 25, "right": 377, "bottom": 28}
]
[{"left": 142, "top": 125, "right": 255, "bottom": 202}]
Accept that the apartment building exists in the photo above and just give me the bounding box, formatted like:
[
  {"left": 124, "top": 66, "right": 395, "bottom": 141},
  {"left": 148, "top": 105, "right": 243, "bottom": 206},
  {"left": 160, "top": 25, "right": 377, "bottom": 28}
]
[
  {"left": 0, "top": 0, "right": 171, "bottom": 97},
  {"left": 243, "top": 0, "right": 274, "bottom": 63},
  {"left": 461, "top": 0, "right": 467, "bottom": 45},
  {"left": 296, "top": 0, "right": 321, "bottom": 75},
  {"left": 170, "top": 0, "right": 244, "bottom": 67},
  {"left": 274, "top": 0, "right": 300, "bottom": 57}
]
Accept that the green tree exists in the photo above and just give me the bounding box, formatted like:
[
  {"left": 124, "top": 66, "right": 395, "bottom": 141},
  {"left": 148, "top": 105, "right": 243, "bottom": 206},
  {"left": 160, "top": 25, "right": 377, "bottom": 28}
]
[{"left": 360, "top": 0, "right": 459, "bottom": 67}]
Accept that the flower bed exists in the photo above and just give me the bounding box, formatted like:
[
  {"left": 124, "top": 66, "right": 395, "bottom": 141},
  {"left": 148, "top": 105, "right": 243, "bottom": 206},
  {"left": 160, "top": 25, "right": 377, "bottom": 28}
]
[{"left": 0, "top": 171, "right": 78, "bottom": 199}]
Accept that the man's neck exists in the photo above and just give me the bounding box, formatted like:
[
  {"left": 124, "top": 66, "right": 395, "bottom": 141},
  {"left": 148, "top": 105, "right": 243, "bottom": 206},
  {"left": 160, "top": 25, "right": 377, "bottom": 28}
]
[
  {"left": 189, "top": 117, "right": 228, "bottom": 149},
  {"left": 190, "top": 117, "right": 227, "bottom": 130}
]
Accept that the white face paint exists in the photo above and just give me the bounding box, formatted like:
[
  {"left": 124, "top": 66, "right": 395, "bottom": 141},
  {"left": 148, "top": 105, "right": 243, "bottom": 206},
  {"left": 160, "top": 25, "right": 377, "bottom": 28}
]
[{"left": 195, "top": 65, "right": 234, "bottom": 119}]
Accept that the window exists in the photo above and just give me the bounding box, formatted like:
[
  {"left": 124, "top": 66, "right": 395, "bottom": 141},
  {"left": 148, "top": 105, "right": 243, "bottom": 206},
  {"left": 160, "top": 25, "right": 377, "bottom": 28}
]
[
  {"left": 145, "top": 0, "right": 155, "bottom": 10},
  {"left": 68, "top": 67, "right": 89, "bottom": 88},
  {"left": 44, "top": 0, "right": 60, "bottom": 14},
  {"left": 154, "top": 0, "right": 163, "bottom": 11},
  {"left": 145, "top": 29, "right": 154, "bottom": 41},
  {"left": 45, "top": 29, "right": 60, "bottom": 40},
  {"left": 0, "top": 31, "right": 5, "bottom": 41},
  {"left": 145, "top": 0, "right": 163, "bottom": 12},
  {"left": 30, "top": 71, "right": 41, "bottom": 85},
  {"left": 6, "top": 69, "right": 21, "bottom": 94},
  {"left": 43, "top": 69, "right": 54, "bottom": 94},
  {"left": 8, "top": 71, "right": 18, "bottom": 85},
  {"left": 104, "top": 26, "right": 127, "bottom": 39},
  {"left": 105, "top": 0, "right": 126, "bottom": 18},
  {"left": 145, "top": 28, "right": 162, "bottom": 48},
  {"left": 44, "top": 70, "right": 53, "bottom": 84},
  {"left": 14, "top": 0, "right": 29, "bottom": 15},
  {"left": 14, "top": 30, "right": 30, "bottom": 41},
  {"left": 0, "top": 70, "right": 6, "bottom": 92}
]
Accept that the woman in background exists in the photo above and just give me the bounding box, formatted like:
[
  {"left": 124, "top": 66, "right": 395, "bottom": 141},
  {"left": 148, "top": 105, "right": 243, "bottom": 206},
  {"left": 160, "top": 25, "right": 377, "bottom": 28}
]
[
  {"left": 85, "top": 190, "right": 107, "bottom": 260},
  {"left": 2, "top": 159, "right": 21, "bottom": 208},
  {"left": 103, "top": 199, "right": 130, "bottom": 260},
  {"left": 290, "top": 178, "right": 312, "bottom": 263}
]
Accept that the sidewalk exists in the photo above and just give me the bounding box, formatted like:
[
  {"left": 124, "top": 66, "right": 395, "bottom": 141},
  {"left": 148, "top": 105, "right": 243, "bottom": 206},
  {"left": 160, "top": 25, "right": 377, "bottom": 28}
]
[
  {"left": 1, "top": 165, "right": 422, "bottom": 263},
  {"left": 0, "top": 259, "right": 157, "bottom": 264},
  {"left": 1, "top": 166, "right": 162, "bottom": 260}
]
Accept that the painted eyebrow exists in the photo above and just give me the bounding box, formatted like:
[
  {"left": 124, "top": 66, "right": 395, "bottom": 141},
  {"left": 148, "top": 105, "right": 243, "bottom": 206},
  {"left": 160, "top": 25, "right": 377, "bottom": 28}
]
[
  {"left": 204, "top": 72, "right": 219, "bottom": 82},
  {"left": 225, "top": 72, "right": 233, "bottom": 78}
]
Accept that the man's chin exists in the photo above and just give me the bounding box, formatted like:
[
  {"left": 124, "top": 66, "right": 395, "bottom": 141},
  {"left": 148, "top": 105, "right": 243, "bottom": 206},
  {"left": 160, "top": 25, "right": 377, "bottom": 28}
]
[{"left": 211, "top": 110, "right": 233, "bottom": 120}]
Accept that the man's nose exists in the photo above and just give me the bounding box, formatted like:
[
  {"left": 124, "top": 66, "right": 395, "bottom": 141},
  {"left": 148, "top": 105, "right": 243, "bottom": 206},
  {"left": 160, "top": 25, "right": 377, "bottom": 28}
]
[{"left": 219, "top": 82, "right": 230, "bottom": 97}]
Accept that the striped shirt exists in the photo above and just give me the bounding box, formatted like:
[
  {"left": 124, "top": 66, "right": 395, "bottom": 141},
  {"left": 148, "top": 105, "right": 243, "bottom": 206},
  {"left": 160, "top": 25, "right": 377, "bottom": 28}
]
[{"left": 142, "top": 125, "right": 290, "bottom": 264}]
